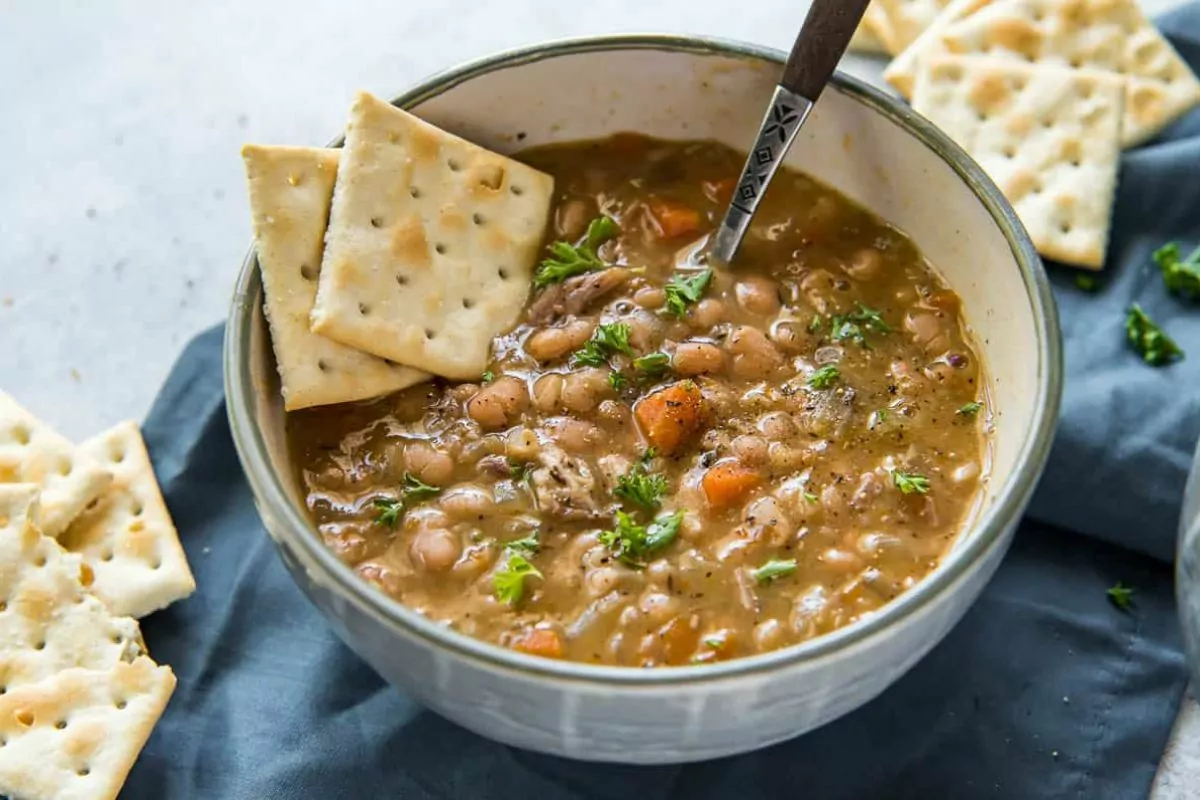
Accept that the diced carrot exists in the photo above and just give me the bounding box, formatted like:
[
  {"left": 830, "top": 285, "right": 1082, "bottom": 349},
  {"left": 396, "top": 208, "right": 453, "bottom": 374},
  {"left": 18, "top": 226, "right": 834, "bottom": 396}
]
[
  {"left": 634, "top": 381, "right": 707, "bottom": 456},
  {"left": 702, "top": 459, "right": 762, "bottom": 510},
  {"left": 512, "top": 627, "right": 564, "bottom": 659},
  {"left": 648, "top": 199, "right": 703, "bottom": 239},
  {"left": 703, "top": 178, "right": 737, "bottom": 205}
]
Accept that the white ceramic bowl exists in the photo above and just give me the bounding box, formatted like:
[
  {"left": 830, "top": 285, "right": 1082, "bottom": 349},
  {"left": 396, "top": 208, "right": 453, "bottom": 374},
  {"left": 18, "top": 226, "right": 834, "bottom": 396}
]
[{"left": 225, "top": 35, "right": 1062, "bottom": 763}]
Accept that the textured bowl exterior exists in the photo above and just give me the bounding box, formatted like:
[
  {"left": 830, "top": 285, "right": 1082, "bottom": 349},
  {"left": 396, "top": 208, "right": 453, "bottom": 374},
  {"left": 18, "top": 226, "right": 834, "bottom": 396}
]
[{"left": 226, "top": 37, "right": 1061, "bottom": 763}]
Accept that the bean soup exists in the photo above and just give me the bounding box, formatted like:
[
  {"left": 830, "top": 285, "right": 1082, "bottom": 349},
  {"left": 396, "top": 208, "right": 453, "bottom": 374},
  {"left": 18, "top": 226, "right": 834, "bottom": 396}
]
[{"left": 287, "top": 134, "right": 990, "bottom": 667}]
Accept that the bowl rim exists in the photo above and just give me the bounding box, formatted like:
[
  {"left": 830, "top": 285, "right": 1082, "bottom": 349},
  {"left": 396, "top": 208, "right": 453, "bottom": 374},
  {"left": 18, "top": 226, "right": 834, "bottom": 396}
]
[{"left": 225, "top": 33, "right": 1062, "bottom": 686}]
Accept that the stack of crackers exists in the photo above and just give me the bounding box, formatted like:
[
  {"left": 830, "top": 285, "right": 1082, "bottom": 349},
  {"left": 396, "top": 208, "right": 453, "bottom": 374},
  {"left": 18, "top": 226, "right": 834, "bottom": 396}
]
[
  {"left": 0, "top": 391, "right": 195, "bottom": 799},
  {"left": 243, "top": 91, "right": 555, "bottom": 409},
  {"left": 851, "top": 0, "right": 1200, "bottom": 269}
]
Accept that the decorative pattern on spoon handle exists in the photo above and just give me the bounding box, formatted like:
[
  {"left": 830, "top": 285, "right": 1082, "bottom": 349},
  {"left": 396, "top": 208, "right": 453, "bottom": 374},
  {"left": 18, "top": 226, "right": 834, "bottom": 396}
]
[{"left": 711, "top": 85, "right": 813, "bottom": 266}]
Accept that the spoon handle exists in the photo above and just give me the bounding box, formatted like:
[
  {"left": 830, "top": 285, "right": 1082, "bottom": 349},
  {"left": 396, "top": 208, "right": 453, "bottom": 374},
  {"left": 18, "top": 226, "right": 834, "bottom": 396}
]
[
  {"left": 781, "top": 0, "right": 873, "bottom": 101},
  {"left": 710, "top": 0, "right": 871, "bottom": 266}
]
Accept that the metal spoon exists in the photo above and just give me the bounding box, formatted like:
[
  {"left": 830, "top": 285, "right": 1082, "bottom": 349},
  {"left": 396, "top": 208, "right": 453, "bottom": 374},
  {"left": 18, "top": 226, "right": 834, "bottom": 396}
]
[{"left": 708, "top": 0, "right": 873, "bottom": 266}]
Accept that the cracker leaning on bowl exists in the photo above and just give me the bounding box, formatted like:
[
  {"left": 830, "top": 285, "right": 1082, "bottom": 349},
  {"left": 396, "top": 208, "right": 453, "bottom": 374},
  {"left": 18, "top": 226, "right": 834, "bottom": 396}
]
[
  {"left": 310, "top": 90, "right": 555, "bottom": 380},
  {"left": 242, "top": 144, "right": 430, "bottom": 410}
]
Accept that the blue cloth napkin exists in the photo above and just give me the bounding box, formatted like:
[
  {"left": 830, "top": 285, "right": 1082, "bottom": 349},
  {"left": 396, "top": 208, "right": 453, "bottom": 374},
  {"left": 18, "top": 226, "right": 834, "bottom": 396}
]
[{"left": 123, "top": 8, "right": 1200, "bottom": 798}]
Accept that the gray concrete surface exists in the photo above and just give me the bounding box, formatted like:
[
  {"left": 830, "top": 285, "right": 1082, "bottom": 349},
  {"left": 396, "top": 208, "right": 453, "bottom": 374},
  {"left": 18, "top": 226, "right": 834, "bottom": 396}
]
[{"left": 1, "top": 1, "right": 1195, "bottom": 794}]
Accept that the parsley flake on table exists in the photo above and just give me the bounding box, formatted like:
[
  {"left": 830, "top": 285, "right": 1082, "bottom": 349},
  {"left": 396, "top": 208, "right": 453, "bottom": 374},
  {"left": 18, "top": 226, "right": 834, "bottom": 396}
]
[
  {"left": 533, "top": 216, "right": 619, "bottom": 288},
  {"left": 808, "top": 364, "right": 840, "bottom": 389},
  {"left": 614, "top": 462, "right": 668, "bottom": 511},
  {"left": 572, "top": 322, "right": 635, "bottom": 367},
  {"left": 893, "top": 471, "right": 930, "bottom": 495},
  {"left": 1125, "top": 303, "right": 1184, "bottom": 366},
  {"left": 1106, "top": 581, "right": 1134, "bottom": 611},
  {"left": 599, "top": 510, "right": 683, "bottom": 566},
  {"left": 751, "top": 558, "right": 797, "bottom": 585},
  {"left": 663, "top": 268, "right": 713, "bottom": 318},
  {"left": 493, "top": 552, "right": 542, "bottom": 606},
  {"left": 957, "top": 401, "right": 983, "bottom": 417},
  {"left": 481, "top": 370, "right": 495, "bottom": 384},
  {"left": 1153, "top": 241, "right": 1200, "bottom": 300}
]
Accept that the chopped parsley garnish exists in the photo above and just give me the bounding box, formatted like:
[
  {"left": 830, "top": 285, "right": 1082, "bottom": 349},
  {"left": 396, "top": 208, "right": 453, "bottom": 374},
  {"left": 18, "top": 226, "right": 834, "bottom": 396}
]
[
  {"left": 803, "top": 491, "right": 819, "bottom": 503},
  {"left": 829, "top": 303, "right": 892, "bottom": 347},
  {"left": 663, "top": 268, "right": 713, "bottom": 318},
  {"left": 481, "top": 370, "right": 495, "bottom": 384},
  {"left": 808, "top": 364, "right": 841, "bottom": 389},
  {"left": 751, "top": 558, "right": 797, "bottom": 585},
  {"left": 613, "top": 463, "right": 668, "bottom": 511},
  {"left": 373, "top": 497, "right": 403, "bottom": 527},
  {"left": 507, "top": 458, "right": 532, "bottom": 483},
  {"left": 373, "top": 472, "right": 442, "bottom": 527},
  {"left": 533, "top": 216, "right": 619, "bottom": 288},
  {"left": 598, "top": 510, "right": 683, "bottom": 567},
  {"left": 957, "top": 401, "right": 984, "bottom": 417},
  {"left": 633, "top": 352, "right": 671, "bottom": 380},
  {"left": 1125, "top": 303, "right": 1184, "bottom": 366},
  {"left": 608, "top": 370, "right": 628, "bottom": 390},
  {"left": 1153, "top": 241, "right": 1200, "bottom": 299},
  {"left": 505, "top": 531, "right": 540, "bottom": 554},
  {"left": 572, "top": 322, "right": 635, "bottom": 367},
  {"left": 401, "top": 472, "right": 441, "bottom": 503},
  {"left": 703, "top": 635, "right": 724, "bottom": 649},
  {"left": 808, "top": 315, "right": 823, "bottom": 333},
  {"left": 893, "top": 471, "right": 930, "bottom": 495},
  {"left": 493, "top": 552, "right": 542, "bottom": 606},
  {"left": 1106, "top": 581, "right": 1134, "bottom": 611},
  {"left": 1074, "top": 274, "right": 1098, "bottom": 293},
  {"left": 639, "top": 447, "right": 658, "bottom": 467}
]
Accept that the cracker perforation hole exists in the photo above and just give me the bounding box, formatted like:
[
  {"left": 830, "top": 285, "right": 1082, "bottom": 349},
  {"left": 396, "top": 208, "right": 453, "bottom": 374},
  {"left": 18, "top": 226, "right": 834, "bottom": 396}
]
[
  {"left": 370, "top": 217, "right": 384, "bottom": 229},
  {"left": 115, "top": 699, "right": 127, "bottom": 710},
  {"left": 447, "top": 158, "right": 461, "bottom": 172},
  {"left": 151, "top": 558, "right": 162, "bottom": 570},
  {"left": 300, "top": 264, "right": 317, "bottom": 281},
  {"left": 317, "top": 359, "right": 331, "bottom": 373},
  {"left": 409, "top": 187, "right": 421, "bottom": 199},
  {"left": 0, "top": 601, "right": 6, "bottom": 612},
  {"left": 1060, "top": 223, "right": 1072, "bottom": 235},
  {"left": 510, "top": 185, "right": 524, "bottom": 196},
  {"left": 11, "top": 426, "right": 30, "bottom": 446},
  {"left": 58, "top": 457, "right": 72, "bottom": 476},
  {"left": 472, "top": 213, "right": 486, "bottom": 226},
  {"left": 396, "top": 274, "right": 409, "bottom": 287},
  {"left": 498, "top": 268, "right": 510, "bottom": 280},
  {"left": 101, "top": 549, "right": 114, "bottom": 562},
  {"left": 34, "top": 640, "right": 45, "bottom": 651},
  {"left": 434, "top": 243, "right": 446, "bottom": 255},
  {"left": 54, "top": 720, "right": 67, "bottom": 730},
  {"left": 33, "top": 552, "right": 46, "bottom": 568},
  {"left": 132, "top": 500, "right": 144, "bottom": 517},
  {"left": 462, "top": 298, "right": 474, "bottom": 309},
  {"left": 109, "top": 633, "right": 123, "bottom": 645},
  {"left": 358, "top": 303, "right": 370, "bottom": 316},
  {"left": 77, "top": 767, "right": 90, "bottom": 777},
  {"left": 15, "top": 710, "right": 33, "bottom": 727},
  {"left": 424, "top": 329, "right": 436, "bottom": 340},
  {"left": 110, "top": 448, "right": 125, "bottom": 464}
]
